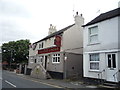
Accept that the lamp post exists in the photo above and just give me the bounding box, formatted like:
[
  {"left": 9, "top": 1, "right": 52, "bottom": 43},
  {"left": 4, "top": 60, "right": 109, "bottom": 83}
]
[{"left": 3, "top": 47, "right": 15, "bottom": 70}]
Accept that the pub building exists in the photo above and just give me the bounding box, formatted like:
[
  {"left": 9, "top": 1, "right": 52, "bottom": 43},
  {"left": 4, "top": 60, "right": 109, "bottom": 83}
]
[{"left": 27, "top": 12, "right": 84, "bottom": 79}]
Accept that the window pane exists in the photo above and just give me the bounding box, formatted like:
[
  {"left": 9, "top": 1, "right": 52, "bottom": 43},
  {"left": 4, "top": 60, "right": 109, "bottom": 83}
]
[
  {"left": 58, "top": 57, "right": 60, "bottom": 62},
  {"left": 90, "top": 35, "right": 98, "bottom": 43},
  {"left": 39, "top": 44, "right": 41, "bottom": 48},
  {"left": 90, "top": 63, "right": 99, "bottom": 70},
  {"left": 90, "top": 54, "right": 99, "bottom": 61},
  {"left": 55, "top": 57, "right": 57, "bottom": 62},
  {"left": 90, "top": 27, "right": 98, "bottom": 34},
  {"left": 58, "top": 54, "right": 60, "bottom": 56},
  {"left": 35, "top": 59, "right": 37, "bottom": 63},
  {"left": 112, "top": 54, "right": 116, "bottom": 68},
  {"left": 53, "top": 57, "right": 55, "bottom": 62},
  {"left": 108, "top": 54, "right": 111, "bottom": 68}
]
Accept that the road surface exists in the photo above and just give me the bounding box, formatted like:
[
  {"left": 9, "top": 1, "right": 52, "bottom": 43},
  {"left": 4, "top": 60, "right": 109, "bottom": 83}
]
[{"left": 2, "top": 70, "right": 61, "bottom": 88}]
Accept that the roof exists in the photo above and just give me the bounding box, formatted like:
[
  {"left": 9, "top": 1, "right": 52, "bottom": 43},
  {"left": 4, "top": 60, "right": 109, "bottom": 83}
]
[
  {"left": 83, "top": 7, "right": 120, "bottom": 27},
  {"left": 33, "top": 24, "right": 75, "bottom": 44}
]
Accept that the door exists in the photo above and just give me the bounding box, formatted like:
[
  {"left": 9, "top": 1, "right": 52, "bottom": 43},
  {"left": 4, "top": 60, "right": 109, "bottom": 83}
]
[
  {"left": 106, "top": 53, "right": 118, "bottom": 82},
  {"left": 44, "top": 56, "right": 47, "bottom": 69}
]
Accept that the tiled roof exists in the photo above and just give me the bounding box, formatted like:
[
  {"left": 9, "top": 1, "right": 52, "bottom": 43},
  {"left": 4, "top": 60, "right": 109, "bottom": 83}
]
[
  {"left": 83, "top": 7, "right": 120, "bottom": 27},
  {"left": 33, "top": 24, "right": 75, "bottom": 44}
]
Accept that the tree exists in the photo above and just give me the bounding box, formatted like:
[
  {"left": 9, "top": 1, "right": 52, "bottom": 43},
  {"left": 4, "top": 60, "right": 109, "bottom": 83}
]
[{"left": 2, "top": 39, "right": 30, "bottom": 66}]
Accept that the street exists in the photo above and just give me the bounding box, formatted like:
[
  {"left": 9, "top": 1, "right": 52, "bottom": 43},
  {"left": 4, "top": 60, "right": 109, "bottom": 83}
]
[
  {"left": 2, "top": 70, "right": 61, "bottom": 88},
  {"left": 0, "top": 70, "right": 2, "bottom": 90}
]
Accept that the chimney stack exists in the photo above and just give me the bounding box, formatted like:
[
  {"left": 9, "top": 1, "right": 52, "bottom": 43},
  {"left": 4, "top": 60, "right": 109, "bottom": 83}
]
[
  {"left": 48, "top": 24, "right": 57, "bottom": 35},
  {"left": 74, "top": 12, "right": 84, "bottom": 26}
]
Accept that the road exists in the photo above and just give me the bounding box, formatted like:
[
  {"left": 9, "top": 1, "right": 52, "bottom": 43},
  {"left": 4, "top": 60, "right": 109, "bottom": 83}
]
[
  {"left": 0, "top": 70, "right": 2, "bottom": 90},
  {"left": 2, "top": 70, "right": 61, "bottom": 88}
]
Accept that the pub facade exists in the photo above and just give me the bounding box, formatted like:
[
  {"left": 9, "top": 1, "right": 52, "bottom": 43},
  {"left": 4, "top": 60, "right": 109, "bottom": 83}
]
[{"left": 27, "top": 12, "right": 84, "bottom": 79}]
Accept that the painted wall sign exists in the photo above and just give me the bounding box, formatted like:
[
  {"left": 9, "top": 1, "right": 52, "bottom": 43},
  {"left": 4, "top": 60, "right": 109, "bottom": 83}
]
[
  {"left": 38, "top": 47, "right": 60, "bottom": 54},
  {"left": 54, "top": 35, "right": 61, "bottom": 47}
]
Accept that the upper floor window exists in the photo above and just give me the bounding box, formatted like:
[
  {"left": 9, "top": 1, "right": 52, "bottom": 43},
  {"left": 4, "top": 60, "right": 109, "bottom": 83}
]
[
  {"left": 89, "top": 53, "right": 99, "bottom": 70},
  {"left": 39, "top": 42, "right": 44, "bottom": 49},
  {"left": 89, "top": 26, "right": 98, "bottom": 44}
]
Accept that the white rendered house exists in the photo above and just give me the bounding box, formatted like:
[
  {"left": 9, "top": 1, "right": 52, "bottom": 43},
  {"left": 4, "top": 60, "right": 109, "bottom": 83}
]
[{"left": 83, "top": 7, "right": 120, "bottom": 82}]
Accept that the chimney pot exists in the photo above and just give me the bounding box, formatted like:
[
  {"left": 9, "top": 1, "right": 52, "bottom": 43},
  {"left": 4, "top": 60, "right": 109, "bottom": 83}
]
[
  {"left": 50, "top": 24, "right": 52, "bottom": 26},
  {"left": 81, "top": 14, "right": 82, "bottom": 17},
  {"left": 76, "top": 12, "right": 78, "bottom": 15}
]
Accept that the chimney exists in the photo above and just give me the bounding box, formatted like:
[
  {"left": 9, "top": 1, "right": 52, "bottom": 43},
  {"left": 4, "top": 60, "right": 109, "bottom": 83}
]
[
  {"left": 48, "top": 24, "right": 57, "bottom": 35},
  {"left": 74, "top": 12, "right": 84, "bottom": 26}
]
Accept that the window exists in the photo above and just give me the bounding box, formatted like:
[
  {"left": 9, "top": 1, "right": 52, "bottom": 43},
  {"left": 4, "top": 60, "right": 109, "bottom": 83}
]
[
  {"left": 35, "top": 59, "right": 37, "bottom": 63},
  {"left": 52, "top": 54, "right": 60, "bottom": 63},
  {"left": 89, "top": 26, "right": 98, "bottom": 44},
  {"left": 108, "top": 54, "right": 116, "bottom": 68},
  {"left": 37, "top": 56, "right": 44, "bottom": 66},
  {"left": 89, "top": 53, "right": 99, "bottom": 70},
  {"left": 39, "top": 42, "right": 44, "bottom": 49},
  {"left": 29, "top": 56, "right": 34, "bottom": 63}
]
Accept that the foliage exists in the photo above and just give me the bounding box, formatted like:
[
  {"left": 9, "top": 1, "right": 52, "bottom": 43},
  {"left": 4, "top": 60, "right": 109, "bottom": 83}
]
[{"left": 2, "top": 39, "right": 30, "bottom": 65}]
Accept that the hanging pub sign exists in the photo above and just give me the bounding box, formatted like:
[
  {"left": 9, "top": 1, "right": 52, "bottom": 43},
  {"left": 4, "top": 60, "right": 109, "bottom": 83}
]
[
  {"left": 38, "top": 47, "right": 60, "bottom": 54},
  {"left": 54, "top": 35, "right": 61, "bottom": 47}
]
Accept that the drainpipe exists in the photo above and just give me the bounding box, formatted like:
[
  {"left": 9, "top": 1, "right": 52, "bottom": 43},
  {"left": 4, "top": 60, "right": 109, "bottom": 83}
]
[{"left": 63, "top": 52, "right": 67, "bottom": 79}]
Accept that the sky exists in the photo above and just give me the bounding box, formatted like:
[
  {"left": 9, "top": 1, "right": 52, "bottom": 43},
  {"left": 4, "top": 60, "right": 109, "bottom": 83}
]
[{"left": 0, "top": 0, "right": 120, "bottom": 45}]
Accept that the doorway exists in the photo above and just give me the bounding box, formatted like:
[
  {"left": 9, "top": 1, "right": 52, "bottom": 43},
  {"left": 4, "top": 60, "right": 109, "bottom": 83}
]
[
  {"left": 106, "top": 53, "right": 118, "bottom": 82},
  {"left": 44, "top": 56, "right": 47, "bottom": 69}
]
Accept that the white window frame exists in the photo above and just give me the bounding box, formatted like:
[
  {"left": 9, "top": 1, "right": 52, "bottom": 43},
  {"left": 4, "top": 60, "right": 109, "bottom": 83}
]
[
  {"left": 52, "top": 54, "right": 60, "bottom": 63},
  {"left": 29, "top": 56, "right": 34, "bottom": 63},
  {"left": 37, "top": 56, "right": 44, "bottom": 65},
  {"left": 39, "top": 42, "right": 44, "bottom": 49},
  {"left": 88, "top": 26, "right": 99, "bottom": 44},
  {"left": 89, "top": 53, "right": 100, "bottom": 71}
]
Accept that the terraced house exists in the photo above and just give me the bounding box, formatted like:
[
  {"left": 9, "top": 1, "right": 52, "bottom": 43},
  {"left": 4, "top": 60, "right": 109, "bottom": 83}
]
[
  {"left": 83, "top": 7, "right": 120, "bottom": 83},
  {"left": 27, "top": 12, "right": 84, "bottom": 79}
]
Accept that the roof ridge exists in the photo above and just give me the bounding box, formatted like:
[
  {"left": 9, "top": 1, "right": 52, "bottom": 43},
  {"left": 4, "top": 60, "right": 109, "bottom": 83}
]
[
  {"left": 83, "top": 7, "right": 120, "bottom": 27},
  {"left": 33, "top": 24, "right": 75, "bottom": 44}
]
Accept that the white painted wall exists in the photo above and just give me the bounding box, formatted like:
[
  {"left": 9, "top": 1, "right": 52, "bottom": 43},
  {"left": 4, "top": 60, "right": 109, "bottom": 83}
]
[
  {"left": 118, "top": 51, "right": 120, "bottom": 82},
  {"left": 83, "top": 16, "right": 119, "bottom": 80},
  {"left": 62, "top": 14, "right": 84, "bottom": 54},
  {"left": 44, "top": 37, "right": 55, "bottom": 48},
  {"left": 83, "top": 52, "right": 106, "bottom": 79},
  {"left": 84, "top": 17, "right": 118, "bottom": 52}
]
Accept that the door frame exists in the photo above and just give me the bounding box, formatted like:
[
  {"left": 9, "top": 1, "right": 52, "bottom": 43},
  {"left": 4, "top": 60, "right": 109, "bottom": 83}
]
[{"left": 106, "top": 52, "right": 118, "bottom": 82}]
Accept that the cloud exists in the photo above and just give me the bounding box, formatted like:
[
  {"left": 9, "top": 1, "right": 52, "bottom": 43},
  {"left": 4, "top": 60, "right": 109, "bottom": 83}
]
[
  {"left": 0, "top": 0, "right": 31, "bottom": 18},
  {"left": 0, "top": 0, "right": 33, "bottom": 45}
]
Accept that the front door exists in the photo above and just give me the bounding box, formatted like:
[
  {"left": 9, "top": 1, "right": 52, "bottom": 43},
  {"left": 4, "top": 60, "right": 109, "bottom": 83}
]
[
  {"left": 106, "top": 53, "right": 118, "bottom": 82},
  {"left": 44, "top": 56, "right": 47, "bottom": 69}
]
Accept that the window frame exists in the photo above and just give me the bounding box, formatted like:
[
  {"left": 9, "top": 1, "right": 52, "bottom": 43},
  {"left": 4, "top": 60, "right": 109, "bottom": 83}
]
[
  {"left": 52, "top": 54, "right": 60, "bottom": 63},
  {"left": 39, "top": 42, "right": 44, "bottom": 49},
  {"left": 88, "top": 26, "right": 99, "bottom": 44},
  {"left": 29, "top": 56, "right": 34, "bottom": 63},
  {"left": 89, "top": 53, "right": 100, "bottom": 71}
]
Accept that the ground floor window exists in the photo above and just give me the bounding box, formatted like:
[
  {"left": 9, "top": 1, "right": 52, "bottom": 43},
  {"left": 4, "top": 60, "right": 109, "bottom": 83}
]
[
  {"left": 29, "top": 56, "right": 34, "bottom": 63},
  {"left": 37, "top": 56, "right": 44, "bottom": 66},
  {"left": 89, "top": 53, "right": 99, "bottom": 70},
  {"left": 52, "top": 54, "right": 60, "bottom": 63}
]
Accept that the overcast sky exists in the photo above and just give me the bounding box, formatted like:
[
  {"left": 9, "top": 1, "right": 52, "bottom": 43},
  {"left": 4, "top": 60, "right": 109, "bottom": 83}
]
[{"left": 0, "top": 0, "right": 120, "bottom": 45}]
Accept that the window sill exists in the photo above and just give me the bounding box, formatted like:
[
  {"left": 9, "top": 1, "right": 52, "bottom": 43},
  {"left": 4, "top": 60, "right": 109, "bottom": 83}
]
[
  {"left": 87, "top": 42, "right": 100, "bottom": 46},
  {"left": 52, "top": 62, "right": 60, "bottom": 64},
  {"left": 89, "top": 70, "right": 100, "bottom": 72}
]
